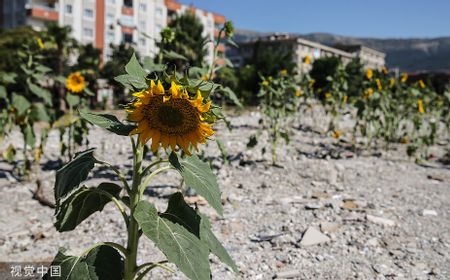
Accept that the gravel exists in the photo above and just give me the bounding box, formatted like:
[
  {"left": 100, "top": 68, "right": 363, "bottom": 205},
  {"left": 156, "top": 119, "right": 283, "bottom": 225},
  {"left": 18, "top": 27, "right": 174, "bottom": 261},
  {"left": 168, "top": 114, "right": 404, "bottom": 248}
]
[{"left": 0, "top": 109, "right": 449, "bottom": 279}]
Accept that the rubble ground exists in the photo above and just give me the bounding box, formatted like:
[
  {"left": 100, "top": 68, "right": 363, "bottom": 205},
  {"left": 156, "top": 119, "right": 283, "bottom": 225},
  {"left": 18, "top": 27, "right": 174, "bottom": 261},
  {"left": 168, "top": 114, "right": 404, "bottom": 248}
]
[{"left": 1, "top": 110, "right": 449, "bottom": 279}]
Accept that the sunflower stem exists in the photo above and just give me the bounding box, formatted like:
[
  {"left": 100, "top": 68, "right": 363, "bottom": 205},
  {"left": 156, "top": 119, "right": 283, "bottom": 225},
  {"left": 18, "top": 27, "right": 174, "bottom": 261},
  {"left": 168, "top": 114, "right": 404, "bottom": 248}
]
[{"left": 124, "top": 137, "right": 143, "bottom": 280}]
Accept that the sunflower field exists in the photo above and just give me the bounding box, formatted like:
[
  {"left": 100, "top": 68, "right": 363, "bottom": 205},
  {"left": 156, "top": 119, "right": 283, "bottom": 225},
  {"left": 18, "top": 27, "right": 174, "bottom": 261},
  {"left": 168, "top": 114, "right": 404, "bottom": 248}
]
[{"left": 1, "top": 11, "right": 450, "bottom": 280}]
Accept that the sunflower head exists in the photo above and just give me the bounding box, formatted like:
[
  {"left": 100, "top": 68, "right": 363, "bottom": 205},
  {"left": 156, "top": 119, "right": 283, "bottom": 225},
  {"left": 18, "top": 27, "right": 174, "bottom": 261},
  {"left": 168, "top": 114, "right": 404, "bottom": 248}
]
[
  {"left": 401, "top": 72, "right": 408, "bottom": 83},
  {"left": 303, "top": 55, "right": 310, "bottom": 65},
  {"left": 376, "top": 78, "right": 382, "bottom": 91},
  {"left": 66, "top": 72, "right": 86, "bottom": 94},
  {"left": 127, "top": 79, "right": 215, "bottom": 155},
  {"left": 417, "top": 99, "right": 425, "bottom": 114},
  {"left": 418, "top": 80, "right": 426, "bottom": 89},
  {"left": 365, "top": 69, "right": 373, "bottom": 80}
]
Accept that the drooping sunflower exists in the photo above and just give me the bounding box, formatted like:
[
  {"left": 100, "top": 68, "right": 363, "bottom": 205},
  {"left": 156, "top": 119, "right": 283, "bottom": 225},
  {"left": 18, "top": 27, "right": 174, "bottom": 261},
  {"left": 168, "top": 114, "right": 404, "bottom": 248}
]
[
  {"left": 127, "top": 80, "right": 214, "bottom": 155},
  {"left": 66, "top": 72, "right": 86, "bottom": 93}
]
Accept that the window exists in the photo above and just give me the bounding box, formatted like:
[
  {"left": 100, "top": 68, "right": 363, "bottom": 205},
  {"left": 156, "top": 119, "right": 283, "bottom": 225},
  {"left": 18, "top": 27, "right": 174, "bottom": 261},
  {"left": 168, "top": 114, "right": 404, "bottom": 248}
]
[
  {"left": 65, "top": 4, "right": 72, "bottom": 14},
  {"left": 155, "top": 7, "right": 163, "bottom": 17},
  {"left": 139, "top": 20, "right": 146, "bottom": 30},
  {"left": 139, "top": 3, "right": 147, "bottom": 11},
  {"left": 107, "top": 32, "right": 115, "bottom": 41},
  {"left": 123, "top": 33, "right": 133, "bottom": 43},
  {"left": 83, "top": 28, "right": 93, "bottom": 38},
  {"left": 124, "top": 0, "right": 133, "bottom": 8},
  {"left": 84, "top": 8, "right": 94, "bottom": 18},
  {"left": 139, "top": 38, "right": 146, "bottom": 46},
  {"left": 155, "top": 24, "right": 162, "bottom": 34},
  {"left": 106, "top": 0, "right": 115, "bottom": 4},
  {"left": 106, "top": 13, "right": 114, "bottom": 23}
]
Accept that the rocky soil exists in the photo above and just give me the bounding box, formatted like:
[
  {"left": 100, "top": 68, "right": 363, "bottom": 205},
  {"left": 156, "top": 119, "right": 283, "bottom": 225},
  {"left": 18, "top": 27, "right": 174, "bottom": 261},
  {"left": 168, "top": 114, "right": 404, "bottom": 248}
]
[{"left": 1, "top": 109, "right": 449, "bottom": 279}]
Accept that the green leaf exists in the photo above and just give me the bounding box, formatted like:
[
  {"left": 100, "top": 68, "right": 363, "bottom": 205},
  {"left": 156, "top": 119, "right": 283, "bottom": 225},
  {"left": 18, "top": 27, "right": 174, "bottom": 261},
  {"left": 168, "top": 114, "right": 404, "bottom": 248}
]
[
  {"left": 12, "top": 93, "right": 31, "bottom": 115},
  {"left": 44, "top": 245, "right": 123, "bottom": 280},
  {"left": 199, "top": 213, "right": 238, "bottom": 272},
  {"left": 28, "top": 82, "right": 52, "bottom": 105},
  {"left": 143, "top": 56, "right": 165, "bottom": 73},
  {"left": 66, "top": 93, "right": 80, "bottom": 108},
  {"left": 79, "top": 110, "right": 136, "bottom": 136},
  {"left": 134, "top": 200, "right": 211, "bottom": 280},
  {"left": 171, "top": 154, "right": 223, "bottom": 215},
  {"left": 55, "top": 148, "right": 96, "bottom": 203},
  {"left": 160, "top": 192, "right": 201, "bottom": 236},
  {"left": 30, "top": 103, "right": 51, "bottom": 122},
  {"left": 54, "top": 75, "right": 67, "bottom": 84},
  {"left": 0, "top": 85, "right": 6, "bottom": 100},
  {"left": 126, "top": 53, "right": 147, "bottom": 78},
  {"left": 114, "top": 74, "right": 147, "bottom": 90},
  {"left": 161, "top": 193, "right": 238, "bottom": 272},
  {"left": 55, "top": 183, "right": 121, "bottom": 232},
  {"left": 35, "top": 65, "right": 52, "bottom": 74},
  {"left": 23, "top": 124, "right": 35, "bottom": 147},
  {"left": 163, "top": 50, "right": 188, "bottom": 61},
  {"left": 221, "top": 87, "right": 243, "bottom": 107}
]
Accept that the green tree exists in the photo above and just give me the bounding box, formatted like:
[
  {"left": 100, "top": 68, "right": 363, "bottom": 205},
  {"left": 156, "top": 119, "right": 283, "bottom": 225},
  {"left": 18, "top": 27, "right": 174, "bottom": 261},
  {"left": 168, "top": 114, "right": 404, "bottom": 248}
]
[
  {"left": 41, "top": 22, "right": 77, "bottom": 111},
  {"left": 100, "top": 43, "right": 138, "bottom": 104},
  {"left": 238, "top": 41, "right": 295, "bottom": 104},
  {"left": 159, "top": 12, "right": 207, "bottom": 69},
  {"left": 309, "top": 56, "right": 341, "bottom": 94},
  {"left": 73, "top": 43, "right": 102, "bottom": 95},
  {"left": 0, "top": 26, "right": 38, "bottom": 73},
  {"left": 345, "top": 57, "right": 364, "bottom": 98}
]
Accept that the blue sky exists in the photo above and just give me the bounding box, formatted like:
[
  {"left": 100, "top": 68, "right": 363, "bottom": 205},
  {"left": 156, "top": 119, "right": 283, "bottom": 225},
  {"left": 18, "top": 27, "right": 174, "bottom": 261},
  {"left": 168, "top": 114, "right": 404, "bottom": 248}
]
[{"left": 178, "top": 0, "right": 450, "bottom": 38}]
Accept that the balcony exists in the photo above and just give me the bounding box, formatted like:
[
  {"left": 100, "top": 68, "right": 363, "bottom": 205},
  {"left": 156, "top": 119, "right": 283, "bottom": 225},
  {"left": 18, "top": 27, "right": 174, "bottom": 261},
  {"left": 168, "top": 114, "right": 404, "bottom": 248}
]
[
  {"left": 122, "top": 6, "right": 133, "bottom": 16},
  {"left": 27, "top": 5, "right": 58, "bottom": 21}
]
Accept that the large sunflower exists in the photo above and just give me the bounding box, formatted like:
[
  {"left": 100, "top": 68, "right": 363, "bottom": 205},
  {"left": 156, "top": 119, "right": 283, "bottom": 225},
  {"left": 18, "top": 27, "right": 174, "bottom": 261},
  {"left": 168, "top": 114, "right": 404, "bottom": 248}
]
[
  {"left": 127, "top": 80, "right": 214, "bottom": 154},
  {"left": 66, "top": 72, "right": 86, "bottom": 93}
]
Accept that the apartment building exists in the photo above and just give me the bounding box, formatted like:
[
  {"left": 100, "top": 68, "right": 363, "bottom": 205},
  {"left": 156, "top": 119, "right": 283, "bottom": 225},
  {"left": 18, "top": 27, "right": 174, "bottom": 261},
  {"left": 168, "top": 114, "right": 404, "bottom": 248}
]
[
  {"left": 228, "top": 33, "right": 385, "bottom": 73},
  {"left": 0, "top": 0, "right": 27, "bottom": 29},
  {"left": 24, "top": 0, "right": 225, "bottom": 63}
]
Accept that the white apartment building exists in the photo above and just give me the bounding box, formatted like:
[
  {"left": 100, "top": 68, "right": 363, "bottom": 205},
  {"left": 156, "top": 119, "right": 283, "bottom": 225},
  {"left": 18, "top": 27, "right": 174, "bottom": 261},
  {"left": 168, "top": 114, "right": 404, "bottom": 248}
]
[{"left": 25, "top": 0, "right": 226, "bottom": 63}]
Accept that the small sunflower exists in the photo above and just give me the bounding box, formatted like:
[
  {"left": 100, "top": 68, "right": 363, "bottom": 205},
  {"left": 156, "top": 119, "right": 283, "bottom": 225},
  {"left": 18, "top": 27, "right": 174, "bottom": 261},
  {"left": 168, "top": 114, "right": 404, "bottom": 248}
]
[
  {"left": 295, "top": 89, "right": 302, "bottom": 97},
  {"left": 66, "top": 72, "right": 86, "bottom": 93},
  {"left": 303, "top": 55, "right": 310, "bottom": 65},
  {"left": 401, "top": 72, "right": 408, "bottom": 83},
  {"left": 364, "top": 88, "right": 374, "bottom": 99},
  {"left": 127, "top": 80, "right": 214, "bottom": 155},
  {"left": 366, "top": 69, "right": 373, "bottom": 80},
  {"left": 417, "top": 99, "right": 425, "bottom": 114},
  {"left": 418, "top": 80, "right": 426, "bottom": 89},
  {"left": 389, "top": 78, "right": 395, "bottom": 88},
  {"left": 342, "top": 95, "right": 348, "bottom": 104},
  {"left": 376, "top": 78, "right": 382, "bottom": 91}
]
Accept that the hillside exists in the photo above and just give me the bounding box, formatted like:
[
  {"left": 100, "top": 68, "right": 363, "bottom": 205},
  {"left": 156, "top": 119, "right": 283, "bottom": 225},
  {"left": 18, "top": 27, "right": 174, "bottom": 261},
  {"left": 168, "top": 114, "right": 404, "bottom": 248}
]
[{"left": 234, "top": 30, "right": 450, "bottom": 72}]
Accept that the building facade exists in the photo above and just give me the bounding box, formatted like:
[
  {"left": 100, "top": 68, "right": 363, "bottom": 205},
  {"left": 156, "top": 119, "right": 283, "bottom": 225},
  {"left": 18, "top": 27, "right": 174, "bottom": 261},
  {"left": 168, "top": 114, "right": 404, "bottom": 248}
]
[
  {"left": 228, "top": 33, "right": 385, "bottom": 73},
  {"left": 0, "top": 0, "right": 27, "bottom": 29},
  {"left": 24, "top": 0, "right": 225, "bottom": 63}
]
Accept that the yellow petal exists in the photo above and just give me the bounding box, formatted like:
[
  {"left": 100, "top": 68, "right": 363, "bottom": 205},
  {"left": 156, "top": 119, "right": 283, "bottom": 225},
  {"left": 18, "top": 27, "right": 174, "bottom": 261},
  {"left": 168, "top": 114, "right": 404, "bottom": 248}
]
[
  {"left": 155, "top": 80, "right": 165, "bottom": 95},
  {"left": 198, "top": 101, "right": 211, "bottom": 113},
  {"left": 163, "top": 95, "right": 171, "bottom": 102},
  {"left": 161, "top": 134, "right": 170, "bottom": 149},
  {"left": 130, "top": 121, "right": 148, "bottom": 136},
  {"left": 151, "top": 130, "right": 161, "bottom": 152},
  {"left": 169, "top": 81, "right": 181, "bottom": 98}
]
